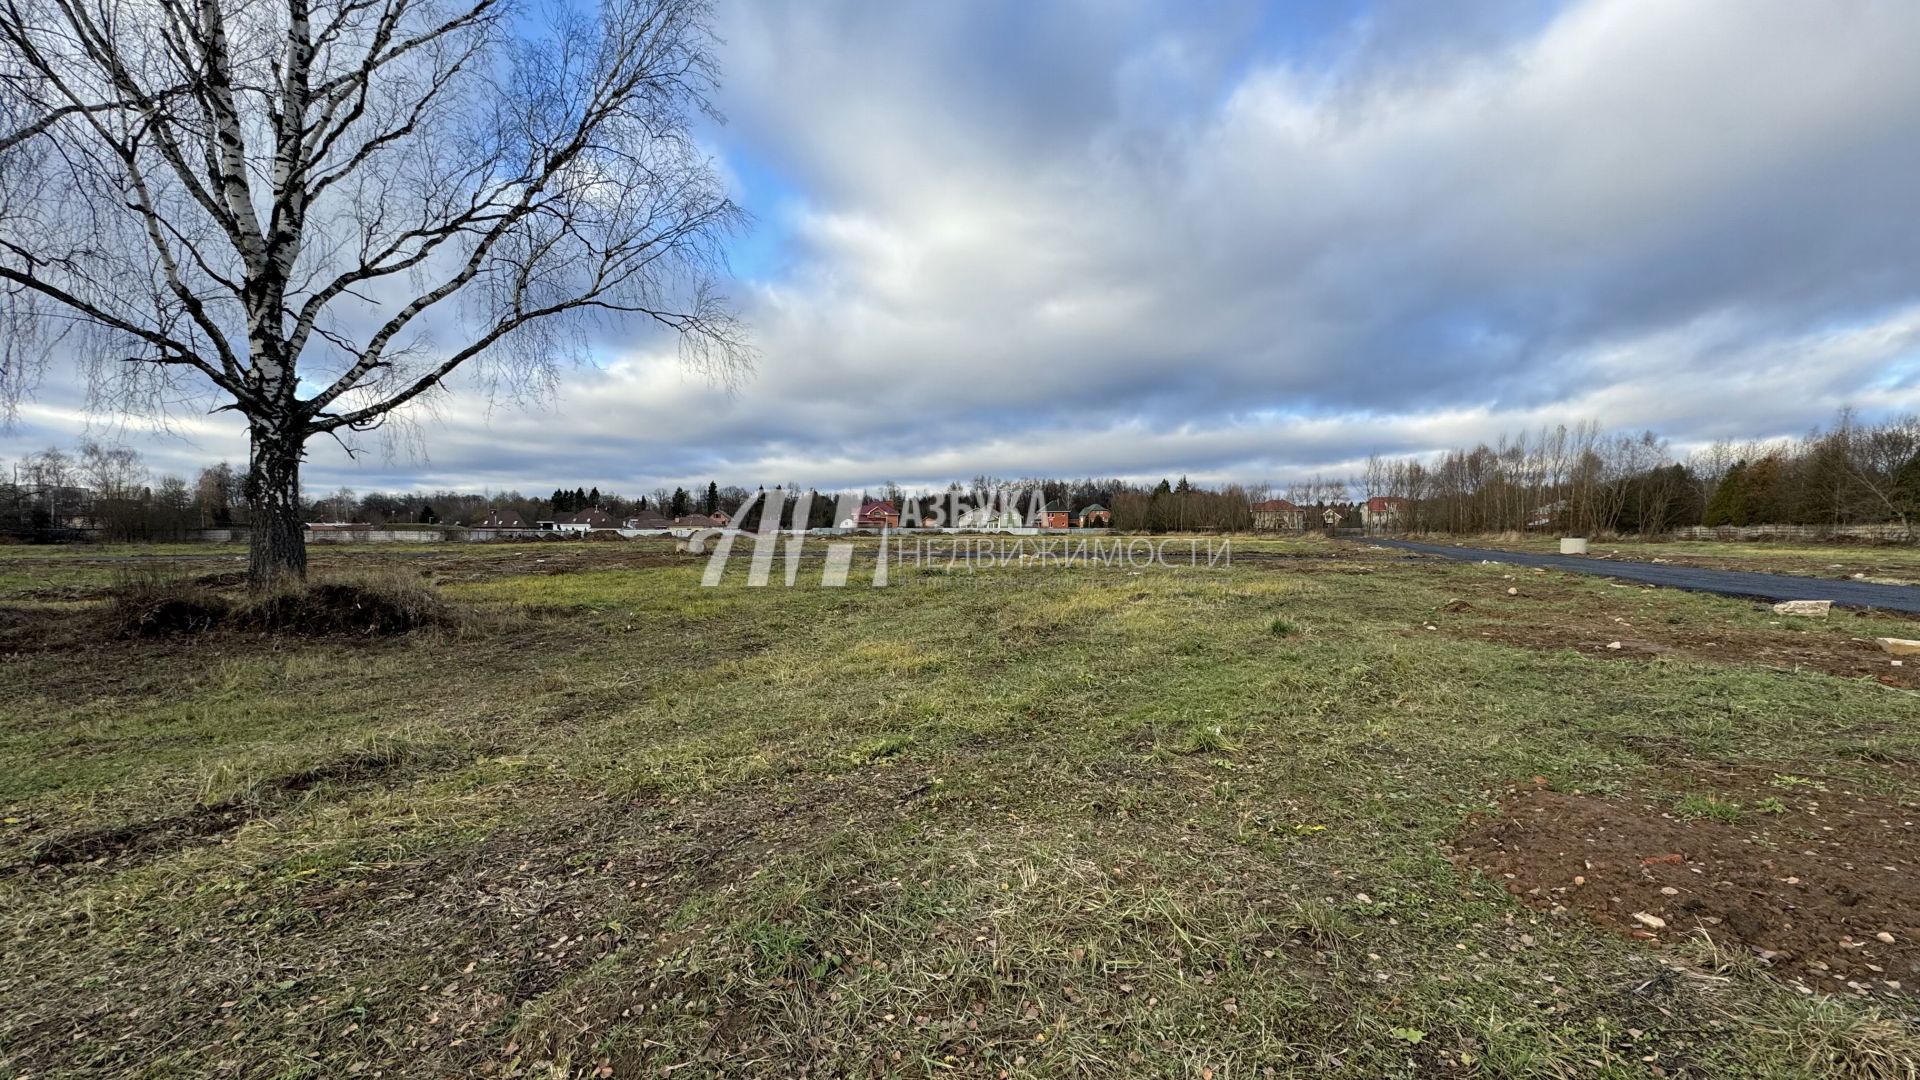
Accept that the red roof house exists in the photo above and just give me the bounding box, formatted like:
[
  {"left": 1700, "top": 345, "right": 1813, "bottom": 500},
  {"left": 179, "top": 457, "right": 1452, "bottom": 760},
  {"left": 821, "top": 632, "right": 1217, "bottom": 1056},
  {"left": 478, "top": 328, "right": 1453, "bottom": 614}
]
[
  {"left": 1249, "top": 499, "right": 1305, "bottom": 531},
  {"left": 855, "top": 500, "right": 899, "bottom": 529},
  {"left": 1362, "top": 496, "right": 1406, "bottom": 529}
]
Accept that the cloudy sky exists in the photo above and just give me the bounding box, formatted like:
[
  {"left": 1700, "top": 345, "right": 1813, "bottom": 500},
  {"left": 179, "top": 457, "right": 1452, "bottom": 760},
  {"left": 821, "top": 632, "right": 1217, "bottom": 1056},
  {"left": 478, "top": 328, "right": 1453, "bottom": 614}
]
[{"left": 5, "top": 0, "right": 1919, "bottom": 496}]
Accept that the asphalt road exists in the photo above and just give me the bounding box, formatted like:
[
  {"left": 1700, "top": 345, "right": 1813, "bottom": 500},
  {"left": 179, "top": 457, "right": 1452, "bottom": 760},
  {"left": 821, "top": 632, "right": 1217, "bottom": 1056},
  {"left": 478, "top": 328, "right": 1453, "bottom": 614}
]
[{"left": 1364, "top": 538, "right": 1920, "bottom": 614}]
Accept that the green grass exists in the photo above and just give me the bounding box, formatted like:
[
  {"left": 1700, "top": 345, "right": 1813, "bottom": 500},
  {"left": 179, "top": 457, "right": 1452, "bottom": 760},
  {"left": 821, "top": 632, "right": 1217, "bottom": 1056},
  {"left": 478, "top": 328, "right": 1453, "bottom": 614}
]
[
  {"left": 1674, "top": 791, "right": 1744, "bottom": 823},
  {"left": 1442, "top": 533, "right": 1920, "bottom": 579},
  {"left": 0, "top": 541, "right": 1916, "bottom": 1077}
]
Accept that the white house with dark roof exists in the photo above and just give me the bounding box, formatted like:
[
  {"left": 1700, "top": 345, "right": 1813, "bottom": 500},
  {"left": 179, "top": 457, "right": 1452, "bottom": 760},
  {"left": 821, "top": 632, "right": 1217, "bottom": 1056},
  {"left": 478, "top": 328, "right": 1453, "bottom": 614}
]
[
  {"left": 473, "top": 507, "right": 530, "bottom": 529},
  {"left": 553, "top": 508, "right": 619, "bottom": 533}
]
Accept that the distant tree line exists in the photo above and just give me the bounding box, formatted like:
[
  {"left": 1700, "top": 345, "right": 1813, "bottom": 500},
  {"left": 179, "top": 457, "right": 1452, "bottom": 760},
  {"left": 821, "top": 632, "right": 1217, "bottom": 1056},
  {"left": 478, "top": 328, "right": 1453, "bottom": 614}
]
[
  {"left": 6, "top": 410, "right": 1915, "bottom": 542},
  {"left": 1110, "top": 478, "right": 1254, "bottom": 533},
  {"left": 3, "top": 443, "right": 221, "bottom": 541},
  {"left": 1361, "top": 411, "right": 1920, "bottom": 536},
  {"left": 0, "top": 444, "right": 767, "bottom": 540}
]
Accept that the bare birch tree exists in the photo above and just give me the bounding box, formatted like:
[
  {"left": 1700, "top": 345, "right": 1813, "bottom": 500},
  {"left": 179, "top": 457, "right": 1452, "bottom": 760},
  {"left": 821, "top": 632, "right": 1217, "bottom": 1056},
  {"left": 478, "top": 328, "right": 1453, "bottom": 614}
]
[{"left": 0, "top": 0, "right": 747, "bottom": 584}]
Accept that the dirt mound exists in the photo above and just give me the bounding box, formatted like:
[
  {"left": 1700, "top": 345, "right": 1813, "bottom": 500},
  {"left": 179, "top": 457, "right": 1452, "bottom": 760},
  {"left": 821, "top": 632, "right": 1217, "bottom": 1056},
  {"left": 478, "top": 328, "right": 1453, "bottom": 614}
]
[
  {"left": 102, "top": 576, "right": 452, "bottom": 638},
  {"left": 1454, "top": 778, "right": 1919, "bottom": 999},
  {"left": 106, "top": 580, "right": 231, "bottom": 637},
  {"left": 246, "top": 579, "right": 450, "bottom": 636}
]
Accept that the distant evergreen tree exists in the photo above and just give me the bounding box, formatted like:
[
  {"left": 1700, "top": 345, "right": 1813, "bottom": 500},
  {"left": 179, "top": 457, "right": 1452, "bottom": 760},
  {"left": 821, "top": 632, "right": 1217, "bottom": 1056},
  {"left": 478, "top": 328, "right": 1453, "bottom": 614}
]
[
  {"left": 588, "top": 486, "right": 601, "bottom": 507},
  {"left": 1743, "top": 455, "right": 1789, "bottom": 525},
  {"left": 736, "top": 486, "right": 765, "bottom": 531},
  {"left": 1702, "top": 461, "right": 1748, "bottom": 527},
  {"left": 573, "top": 487, "right": 587, "bottom": 509},
  {"left": 418, "top": 504, "right": 438, "bottom": 524},
  {"left": 704, "top": 481, "right": 719, "bottom": 515},
  {"left": 670, "top": 487, "right": 690, "bottom": 517},
  {"left": 1893, "top": 452, "right": 1920, "bottom": 526}
]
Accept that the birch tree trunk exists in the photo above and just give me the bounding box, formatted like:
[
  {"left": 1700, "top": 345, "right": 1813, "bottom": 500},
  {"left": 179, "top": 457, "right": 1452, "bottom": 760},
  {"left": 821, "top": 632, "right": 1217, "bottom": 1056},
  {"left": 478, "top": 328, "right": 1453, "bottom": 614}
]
[{"left": 245, "top": 424, "right": 308, "bottom": 586}]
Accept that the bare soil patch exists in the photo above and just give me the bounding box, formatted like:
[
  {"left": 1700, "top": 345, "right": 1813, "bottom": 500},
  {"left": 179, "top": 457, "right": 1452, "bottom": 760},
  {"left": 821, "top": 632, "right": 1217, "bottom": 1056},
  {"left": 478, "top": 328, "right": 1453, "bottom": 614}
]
[
  {"left": 1468, "top": 621, "right": 1917, "bottom": 688},
  {"left": 1454, "top": 777, "right": 1920, "bottom": 999},
  {"left": 1409, "top": 570, "right": 1920, "bottom": 688},
  {"left": 384, "top": 544, "right": 685, "bottom": 584}
]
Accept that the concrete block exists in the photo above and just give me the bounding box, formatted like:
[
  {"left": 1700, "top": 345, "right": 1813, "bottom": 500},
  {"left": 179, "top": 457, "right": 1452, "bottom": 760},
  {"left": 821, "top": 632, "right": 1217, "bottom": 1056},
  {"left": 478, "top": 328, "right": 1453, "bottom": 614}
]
[{"left": 1771, "top": 600, "right": 1832, "bottom": 617}]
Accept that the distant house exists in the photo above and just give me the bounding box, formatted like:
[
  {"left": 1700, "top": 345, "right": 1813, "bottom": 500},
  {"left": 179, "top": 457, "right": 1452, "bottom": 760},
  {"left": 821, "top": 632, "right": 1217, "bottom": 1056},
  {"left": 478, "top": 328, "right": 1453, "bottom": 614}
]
[
  {"left": 473, "top": 507, "right": 529, "bottom": 529},
  {"left": 709, "top": 509, "right": 731, "bottom": 526},
  {"left": 847, "top": 499, "right": 899, "bottom": 529},
  {"left": 1040, "top": 500, "right": 1071, "bottom": 529},
  {"left": 1361, "top": 496, "right": 1406, "bottom": 530},
  {"left": 624, "top": 509, "right": 672, "bottom": 530},
  {"left": 1078, "top": 503, "right": 1112, "bottom": 527},
  {"left": 554, "top": 509, "right": 619, "bottom": 533},
  {"left": 1249, "top": 499, "right": 1305, "bottom": 531},
  {"left": 673, "top": 513, "right": 722, "bottom": 529}
]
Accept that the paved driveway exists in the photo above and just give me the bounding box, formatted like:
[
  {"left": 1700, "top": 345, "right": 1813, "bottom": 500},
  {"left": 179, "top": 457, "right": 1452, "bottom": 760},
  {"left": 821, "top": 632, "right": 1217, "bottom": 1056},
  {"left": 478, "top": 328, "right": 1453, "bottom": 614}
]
[{"left": 1364, "top": 539, "right": 1920, "bottom": 614}]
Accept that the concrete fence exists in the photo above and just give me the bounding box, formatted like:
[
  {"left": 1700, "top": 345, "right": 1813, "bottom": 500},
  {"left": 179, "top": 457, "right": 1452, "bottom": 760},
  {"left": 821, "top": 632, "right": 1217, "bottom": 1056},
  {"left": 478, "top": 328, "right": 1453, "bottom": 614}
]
[
  {"left": 306, "top": 528, "right": 454, "bottom": 543},
  {"left": 1674, "top": 523, "right": 1913, "bottom": 543}
]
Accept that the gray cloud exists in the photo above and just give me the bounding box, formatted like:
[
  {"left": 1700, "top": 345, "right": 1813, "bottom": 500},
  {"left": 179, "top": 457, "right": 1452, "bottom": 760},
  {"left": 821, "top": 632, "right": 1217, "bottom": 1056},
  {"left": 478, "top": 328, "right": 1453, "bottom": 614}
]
[{"left": 6, "top": 0, "right": 1920, "bottom": 496}]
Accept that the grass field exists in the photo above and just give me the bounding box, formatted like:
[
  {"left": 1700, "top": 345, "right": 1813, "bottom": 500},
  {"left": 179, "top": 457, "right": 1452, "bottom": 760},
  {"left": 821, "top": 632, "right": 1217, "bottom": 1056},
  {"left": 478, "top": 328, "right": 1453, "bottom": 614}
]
[
  {"left": 1, "top": 537, "right": 1917, "bottom": 1077},
  {"left": 1418, "top": 535, "right": 1920, "bottom": 583}
]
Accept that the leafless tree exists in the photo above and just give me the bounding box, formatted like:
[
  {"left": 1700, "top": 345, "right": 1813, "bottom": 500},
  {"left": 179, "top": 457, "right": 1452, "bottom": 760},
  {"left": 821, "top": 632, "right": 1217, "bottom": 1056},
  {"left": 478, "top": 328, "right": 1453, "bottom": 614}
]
[
  {"left": 1687, "top": 439, "right": 1741, "bottom": 510},
  {"left": 0, "top": 0, "right": 748, "bottom": 584},
  {"left": 78, "top": 438, "right": 148, "bottom": 537},
  {"left": 17, "top": 445, "right": 75, "bottom": 523},
  {"left": 1833, "top": 411, "right": 1920, "bottom": 537},
  {"left": 194, "top": 460, "right": 241, "bottom": 526}
]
